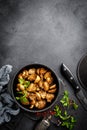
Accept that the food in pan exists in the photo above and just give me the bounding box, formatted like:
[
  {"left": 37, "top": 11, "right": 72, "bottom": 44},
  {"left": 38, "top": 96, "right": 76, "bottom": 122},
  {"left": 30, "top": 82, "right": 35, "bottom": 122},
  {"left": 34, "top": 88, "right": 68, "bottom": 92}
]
[{"left": 16, "top": 67, "right": 57, "bottom": 109}]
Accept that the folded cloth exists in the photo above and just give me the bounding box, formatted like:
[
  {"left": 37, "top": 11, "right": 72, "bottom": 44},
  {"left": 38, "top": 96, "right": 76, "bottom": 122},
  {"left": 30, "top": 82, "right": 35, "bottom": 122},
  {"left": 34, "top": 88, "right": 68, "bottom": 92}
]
[{"left": 0, "top": 65, "right": 20, "bottom": 125}]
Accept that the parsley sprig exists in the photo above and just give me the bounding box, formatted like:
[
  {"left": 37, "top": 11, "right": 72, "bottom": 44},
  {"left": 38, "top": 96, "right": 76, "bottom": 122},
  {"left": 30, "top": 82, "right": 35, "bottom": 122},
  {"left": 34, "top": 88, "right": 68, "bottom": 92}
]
[{"left": 54, "top": 90, "right": 78, "bottom": 130}]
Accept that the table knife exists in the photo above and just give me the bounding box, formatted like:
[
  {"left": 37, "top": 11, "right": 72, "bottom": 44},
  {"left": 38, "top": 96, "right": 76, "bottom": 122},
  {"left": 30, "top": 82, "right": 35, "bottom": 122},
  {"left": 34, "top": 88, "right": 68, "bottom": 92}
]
[{"left": 61, "top": 63, "right": 87, "bottom": 111}]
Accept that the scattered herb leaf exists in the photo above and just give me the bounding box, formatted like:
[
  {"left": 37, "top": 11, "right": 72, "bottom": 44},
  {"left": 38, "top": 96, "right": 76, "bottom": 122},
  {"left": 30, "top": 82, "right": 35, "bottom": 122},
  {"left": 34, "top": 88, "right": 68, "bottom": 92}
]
[
  {"left": 60, "top": 90, "right": 70, "bottom": 107},
  {"left": 54, "top": 90, "right": 78, "bottom": 130},
  {"left": 73, "top": 101, "right": 78, "bottom": 110}
]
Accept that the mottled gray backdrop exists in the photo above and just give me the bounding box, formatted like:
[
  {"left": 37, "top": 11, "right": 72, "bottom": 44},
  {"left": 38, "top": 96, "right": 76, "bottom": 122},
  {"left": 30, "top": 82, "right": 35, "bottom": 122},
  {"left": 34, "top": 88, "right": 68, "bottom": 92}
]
[{"left": 0, "top": 0, "right": 87, "bottom": 130}]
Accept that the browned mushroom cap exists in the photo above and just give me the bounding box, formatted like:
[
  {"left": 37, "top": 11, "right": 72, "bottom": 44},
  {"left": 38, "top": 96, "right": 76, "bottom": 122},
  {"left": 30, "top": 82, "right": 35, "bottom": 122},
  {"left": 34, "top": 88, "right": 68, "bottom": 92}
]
[
  {"left": 36, "top": 92, "right": 41, "bottom": 100},
  {"left": 17, "top": 84, "right": 25, "bottom": 91},
  {"left": 16, "top": 87, "right": 20, "bottom": 91},
  {"left": 29, "top": 93, "right": 36, "bottom": 101},
  {"left": 48, "top": 84, "right": 57, "bottom": 93},
  {"left": 28, "top": 74, "right": 36, "bottom": 81},
  {"left": 27, "top": 83, "right": 37, "bottom": 92},
  {"left": 46, "top": 77, "right": 53, "bottom": 84},
  {"left": 50, "top": 84, "right": 56, "bottom": 89},
  {"left": 22, "top": 70, "right": 29, "bottom": 78},
  {"left": 30, "top": 100, "right": 36, "bottom": 109},
  {"left": 34, "top": 75, "right": 41, "bottom": 83},
  {"left": 38, "top": 80, "right": 44, "bottom": 89},
  {"left": 36, "top": 86, "right": 41, "bottom": 91},
  {"left": 35, "top": 100, "right": 46, "bottom": 109},
  {"left": 29, "top": 104, "right": 34, "bottom": 109},
  {"left": 39, "top": 68, "right": 47, "bottom": 75},
  {"left": 46, "top": 93, "right": 55, "bottom": 102},
  {"left": 37, "top": 68, "right": 40, "bottom": 75},
  {"left": 48, "top": 88, "right": 57, "bottom": 93},
  {"left": 18, "top": 73, "right": 23, "bottom": 79},
  {"left": 43, "top": 81, "right": 50, "bottom": 91},
  {"left": 28, "top": 68, "right": 36, "bottom": 74},
  {"left": 40, "top": 74, "right": 44, "bottom": 80},
  {"left": 44, "top": 72, "right": 51, "bottom": 79},
  {"left": 39, "top": 90, "right": 46, "bottom": 99}
]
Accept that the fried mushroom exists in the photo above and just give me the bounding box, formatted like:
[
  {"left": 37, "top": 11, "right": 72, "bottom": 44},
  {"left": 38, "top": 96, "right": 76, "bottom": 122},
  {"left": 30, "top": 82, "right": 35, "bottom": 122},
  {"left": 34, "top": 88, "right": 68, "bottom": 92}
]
[
  {"left": 27, "top": 83, "right": 36, "bottom": 92},
  {"left": 28, "top": 74, "right": 36, "bottom": 81},
  {"left": 36, "top": 92, "right": 41, "bottom": 100},
  {"left": 35, "top": 100, "right": 46, "bottom": 109},
  {"left": 22, "top": 70, "right": 29, "bottom": 78},
  {"left": 43, "top": 81, "right": 50, "bottom": 91},
  {"left": 17, "top": 83, "right": 25, "bottom": 91},
  {"left": 39, "top": 90, "right": 46, "bottom": 99},
  {"left": 44, "top": 72, "right": 51, "bottom": 79},
  {"left": 39, "top": 68, "right": 47, "bottom": 75},
  {"left": 46, "top": 93, "right": 55, "bottom": 102},
  {"left": 28, "top": 68, "right": 36, "bottom": 74},
  {"left": 34, "top": 75, "right": 40, "bottom": 83}
]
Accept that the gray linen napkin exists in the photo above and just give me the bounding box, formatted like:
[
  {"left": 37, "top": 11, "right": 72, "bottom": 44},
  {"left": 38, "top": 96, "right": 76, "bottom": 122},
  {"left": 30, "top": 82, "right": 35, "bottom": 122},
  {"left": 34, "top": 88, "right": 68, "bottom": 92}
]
[{"left": 0, "top": 65, "right": 20, "bottom": 125}]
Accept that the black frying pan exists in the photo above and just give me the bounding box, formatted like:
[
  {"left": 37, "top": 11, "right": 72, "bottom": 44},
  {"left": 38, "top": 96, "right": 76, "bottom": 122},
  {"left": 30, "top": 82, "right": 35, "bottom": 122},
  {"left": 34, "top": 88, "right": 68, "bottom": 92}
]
[{"left": 11, "top": 64, "right": 59, "bottom": 113}]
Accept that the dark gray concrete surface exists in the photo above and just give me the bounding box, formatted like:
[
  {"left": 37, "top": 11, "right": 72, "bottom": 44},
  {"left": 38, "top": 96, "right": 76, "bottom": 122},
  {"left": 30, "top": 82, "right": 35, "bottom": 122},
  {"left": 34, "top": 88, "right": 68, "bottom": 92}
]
[{"left": 0, "top": 0, "right": 87, "bottom": 130}]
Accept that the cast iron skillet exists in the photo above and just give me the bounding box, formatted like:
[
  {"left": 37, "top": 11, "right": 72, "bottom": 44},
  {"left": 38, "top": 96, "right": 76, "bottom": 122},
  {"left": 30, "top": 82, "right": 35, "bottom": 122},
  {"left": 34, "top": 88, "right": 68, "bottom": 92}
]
[{"left": 12, "top": 64, "right": 59, "bottom": 113}]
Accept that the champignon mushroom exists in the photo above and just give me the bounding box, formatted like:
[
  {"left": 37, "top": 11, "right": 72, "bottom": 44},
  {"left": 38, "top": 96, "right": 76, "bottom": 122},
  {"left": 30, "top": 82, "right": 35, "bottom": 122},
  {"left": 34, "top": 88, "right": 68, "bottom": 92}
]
[
  {"left": 22, "top": 70, "right": 29, "bottom": 78},
  {"left": 34, "top": 75, "right": 41, "bottom": 83},
  {"left": 18, "top": 73, "right": 23, "bottom": 79},
  {"left": 28, "top": 74, "right": 36, "bottom": 81},
  {"left": 17, "top": 84, "right": 25, "bottom": 91},
  {"left": 38, "top": 80, "right": 44, "bottom": 89},
  {"left": 50, "top": 84, "right": 56, "bottom": 89},
  {"left": 29, "top": 93, "right": 36, "bottom": 101},
  {"left": 28, "top": 68, "right": 36, "bottom": 74},
  {"left": 39, "top": 90, "right": 46, "bottom": 99},
  {"left": 48, "top": 88, "right": 57, "bottom": 93},
  {"left": 30, "top": 100, "right": 36, "bottom": 109},
  {"left": 27, "top": 83, "right": 36, "bottom": 92},
  {"left": 35, "top": 100, "right": 46, "bottom": 109},
  {"left": 36, "top": 92, "right": 41, "bottom": 100},
  {"left": 37, "top": 68, "right": 40, "bottom": 75},
  {"left": 46, "top": 93, "right": 54, "bottom": 102},
  {"left": 44, "top": 72, "right": 51, "bottom": 79},
  {"left": 39, "top": 68, "right": 47, "bottom": 75},
  {"left": 43, "top": 81, "right": 50, "bottom": 91},
  {"left": 46, "top": 77, "right": 53, "bottom": 84}
]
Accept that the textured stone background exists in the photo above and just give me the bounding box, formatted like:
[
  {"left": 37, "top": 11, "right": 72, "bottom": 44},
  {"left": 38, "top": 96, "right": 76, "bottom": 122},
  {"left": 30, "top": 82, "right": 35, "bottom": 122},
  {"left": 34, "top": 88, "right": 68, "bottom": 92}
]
[{"left": 0, "top": 0, "right": 87, "bottom": 130}]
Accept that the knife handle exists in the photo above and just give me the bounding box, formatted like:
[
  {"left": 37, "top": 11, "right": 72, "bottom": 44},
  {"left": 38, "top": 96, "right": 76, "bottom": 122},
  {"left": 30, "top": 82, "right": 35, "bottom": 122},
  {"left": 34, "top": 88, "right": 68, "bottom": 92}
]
[{"left": 61, "top": 63, "right": 80, "bottom": 92}]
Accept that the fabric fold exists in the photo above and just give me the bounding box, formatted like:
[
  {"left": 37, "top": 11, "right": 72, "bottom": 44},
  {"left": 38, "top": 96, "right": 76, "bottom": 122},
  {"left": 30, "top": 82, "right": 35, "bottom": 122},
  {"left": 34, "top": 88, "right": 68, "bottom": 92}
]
[{"left": 0, "top": 65, "right": 20, "bottom": 125}]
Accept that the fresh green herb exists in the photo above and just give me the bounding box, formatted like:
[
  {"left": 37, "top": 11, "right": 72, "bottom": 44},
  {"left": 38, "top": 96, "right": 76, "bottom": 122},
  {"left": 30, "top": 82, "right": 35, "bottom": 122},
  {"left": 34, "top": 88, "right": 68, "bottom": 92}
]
[
  {"left": 73, "top": 101, "right": 78, "bottom": 110},
  {"left": 18, "top": 78, "right": 25, "bottom": 84},
  {"left": 54, "top": 90, "right": 78, "bottom": 130},
  {"left": 60, "top": 90, "right": 70, "bottom": 107},
  {"left": 24, "top": 81, "right": 30, "bottom": 88},
  {"left": 16, "top": 97, "right": 20, "bottom": 100},
  {"left": 17, "top": 91, "right": 24, "bottom": 95},
  {"left": 20, "top": 96, "right": 29, "bottom": 104},
  {"left": 16, "top": 95, "right": 29, "bottom": 105},
  {"left": 62, "top": 116, "right": 76, "bottom": 130},
  {"left": 54, "top": 106, "right": 70, "bottom": 120},
  {"left": 18, "top": 78, "right": 30, "bottom": 88}
]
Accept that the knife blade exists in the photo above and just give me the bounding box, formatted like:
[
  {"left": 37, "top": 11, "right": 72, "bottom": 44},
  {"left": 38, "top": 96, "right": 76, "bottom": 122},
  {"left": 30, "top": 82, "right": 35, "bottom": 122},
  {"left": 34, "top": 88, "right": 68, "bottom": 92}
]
[{"left": 61, "top": 63, "right": 87, "bottom": 111}]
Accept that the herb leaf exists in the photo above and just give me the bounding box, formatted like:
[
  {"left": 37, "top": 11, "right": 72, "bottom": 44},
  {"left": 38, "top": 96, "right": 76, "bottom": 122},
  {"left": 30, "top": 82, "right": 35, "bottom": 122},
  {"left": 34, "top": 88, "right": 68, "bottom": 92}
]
[
  {"left": 54, "top": 90, "right": 78, "bottom": 130},
  {"left": 60, "top": 90, "right": 70, "bottom": 107},
  {"left": 18, "top": 78, "right": 25, "bottom": 84},
  {"left": 73, "top": 102, "right": 78, "bottom": 110},
  {"left": 18, "top": 78, "right": 30, "bottom": 88}
]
